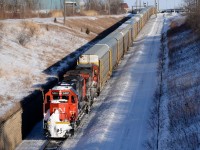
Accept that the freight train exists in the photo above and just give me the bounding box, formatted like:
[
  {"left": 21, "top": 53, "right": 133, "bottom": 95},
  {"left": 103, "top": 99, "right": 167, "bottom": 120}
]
[{"left": 43, "top": 6, "right": 156, "bottom": 138}]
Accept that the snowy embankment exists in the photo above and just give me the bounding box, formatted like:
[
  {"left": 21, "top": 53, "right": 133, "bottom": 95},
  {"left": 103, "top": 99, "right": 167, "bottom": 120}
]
[
  {"left": 158, "top": 14, "right": 200, "bottom": 149},
  {"left": 0, "top": 16, "right": 123, "bottom": 121}
]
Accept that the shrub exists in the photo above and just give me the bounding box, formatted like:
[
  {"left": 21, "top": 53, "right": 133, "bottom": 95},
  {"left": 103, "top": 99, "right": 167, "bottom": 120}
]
[
  {"left": 17, "top": 32, "right": 30, "bottom": 46},
  {"left": 0, "top": 22, "right": 4, "bottom": 31},
  {"left": 54, "top": 18, "right": 57, "bottom": 23},
  {"left": 46, "top": 24, "right": 49, "bottom": 31},
  {"left": 86, "top": 27, "right": 90, "bottom": 35},
  {"left": 21, "top": 21, "right": 40, "bottom": 36}
]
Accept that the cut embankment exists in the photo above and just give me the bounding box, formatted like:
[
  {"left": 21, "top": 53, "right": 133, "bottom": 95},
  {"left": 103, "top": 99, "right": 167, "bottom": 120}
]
[{"left": 146, "top": 14, "right": 200, "bottom": 150}]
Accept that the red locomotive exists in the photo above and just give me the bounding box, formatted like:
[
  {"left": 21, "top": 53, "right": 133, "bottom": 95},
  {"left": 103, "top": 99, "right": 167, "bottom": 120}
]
[{"left": 43, "top": 64, "right": 99, "bottom": 138}]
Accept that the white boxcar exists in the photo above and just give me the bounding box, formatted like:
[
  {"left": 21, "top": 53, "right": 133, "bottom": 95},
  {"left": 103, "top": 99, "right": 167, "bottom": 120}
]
[
  {"left": 98, "top": 37, "right": 118, "bottom": 70},
  {"left": 106, "top": 30, "right": 124, "bottom": 62},
  {"left": 78, "top": 44, "right": 111, "bottom": 90},
  {"left": 116, "top": 23, "right": 132, "bottom": 52},
  {"left": 124, "top": 20, "right": 135, "bottom": 43}
]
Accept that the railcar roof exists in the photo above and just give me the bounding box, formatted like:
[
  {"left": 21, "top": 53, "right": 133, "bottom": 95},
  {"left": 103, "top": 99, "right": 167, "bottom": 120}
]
[
  {"left": 106, "top": 30, "right": 124, "bottom": 40},
  {"left": 82, "top": 44, "right": 109, "bottom": 59},
  {"left": 98, "top": 37, "right": 117, "bottom": 48},
  {"left": 115, "top": 23, "right": 131, "bottom": 35}
]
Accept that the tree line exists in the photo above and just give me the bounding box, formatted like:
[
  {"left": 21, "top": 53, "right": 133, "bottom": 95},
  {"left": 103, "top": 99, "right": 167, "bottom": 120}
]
[
  {"left": 84, "top": 0, "right": 125, "bottom": 14},
  {"left": 184, "top": 0, "right": 200, "bottom": 32},
  {"left": 0, "top": 0, "right": 125, "bottom": 19}
]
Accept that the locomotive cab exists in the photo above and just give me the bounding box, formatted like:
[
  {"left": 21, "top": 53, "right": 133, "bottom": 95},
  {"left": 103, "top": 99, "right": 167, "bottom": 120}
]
[{"left": 43, "top": 84, "right": 79, "bottom": 138}]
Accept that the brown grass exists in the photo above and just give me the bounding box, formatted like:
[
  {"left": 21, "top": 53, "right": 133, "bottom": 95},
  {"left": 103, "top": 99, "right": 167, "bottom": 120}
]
[
  {"left": 0, "top": 22, "right": 4, "bottom": 31},
  {"left": 0, "top": 101, "right": 21, "bottom": 123},
  {"left": 170, "top": 21, "right": 178, "bottom": 29},
  {"left": 21, "top": 21, "right": 40, "bottom": 36},
  {"left": 81, "top": 10, "right": 99, "bottom": 16},
  {"left": 49, "top": 10, "right": 63, "bottom": 17},
  {"left": 62, "top": 16, "right": 123, "bottom": 40}
]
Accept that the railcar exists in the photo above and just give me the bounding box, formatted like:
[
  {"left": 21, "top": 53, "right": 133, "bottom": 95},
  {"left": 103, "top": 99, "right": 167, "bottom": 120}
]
[
  {"left": 98, "top": 37, "right": 118, "bottom": 70},
  {"left": 78, "top": 44, "right": 110, "bottom": 91},
  {"left": 43, "top": 64, "right": 99, "bottom": 138},
  {"left": 106, "top": 31, "right": 124, "bottom": 61},
  {"left": 43, "top": 6, "right": 156, "bottom": 138},
  {"left": 115, "top": 23, "right": 132, "bottom": 53}
]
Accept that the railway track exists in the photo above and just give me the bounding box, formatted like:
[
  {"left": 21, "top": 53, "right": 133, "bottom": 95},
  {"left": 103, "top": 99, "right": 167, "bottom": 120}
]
[{"left": 43, "top": 139, "right": 64, "bottom": 150}]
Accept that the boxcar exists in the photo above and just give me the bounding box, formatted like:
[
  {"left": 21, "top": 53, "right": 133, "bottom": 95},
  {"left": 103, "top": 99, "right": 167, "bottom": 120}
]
[
  {"left": 115, "top": 24, "right": 132, "bottom": 53},
  {"left": 107, "top": 31, "right": 124, "bottom": 62},
  {"left": 78, "top": 45, "right": 110, "bottom": 91},
  {"left": 98, "top": 37, "right": 118, "bottom": 70}
]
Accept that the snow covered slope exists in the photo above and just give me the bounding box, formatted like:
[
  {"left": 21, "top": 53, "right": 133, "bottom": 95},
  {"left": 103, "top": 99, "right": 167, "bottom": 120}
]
[
  {"left": 0, "top": 16, "right": 123, "bottom": 119},
  {"left": 159, "top": 14, "right": 200, "bottom": 150}
]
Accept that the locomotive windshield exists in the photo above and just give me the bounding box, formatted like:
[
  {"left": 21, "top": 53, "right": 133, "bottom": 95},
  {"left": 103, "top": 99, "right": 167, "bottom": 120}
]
[{"left": 51, "top": 91, "right": 69, "bottom": 101}]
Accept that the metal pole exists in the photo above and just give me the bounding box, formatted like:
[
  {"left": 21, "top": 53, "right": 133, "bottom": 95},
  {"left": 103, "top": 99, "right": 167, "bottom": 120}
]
[
  {"left": 155, "top": 0, "right": 157, "bottom": 17},
  {"left": 64, "top": 0, "right": 66, "bottom": 25},
  {"left": 132, "top": 6, "right": 133, "bottom": 14},
  {"left": 89, "top": 0, "right": 91, "bottom": 10},
  {"left": 73, "top": 3, "right": 74, "bottom": 15},
  {"left": 136, "top": 0, "right": 137, "bottom": 12},
  {"left": 109, "top": 0, "right": 110, "bottom": 15}
]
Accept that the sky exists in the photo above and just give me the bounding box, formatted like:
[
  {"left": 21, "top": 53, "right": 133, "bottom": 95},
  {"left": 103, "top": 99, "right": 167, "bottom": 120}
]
[{"left": 124, "top": 0, "right": 184, "bottom": 10}]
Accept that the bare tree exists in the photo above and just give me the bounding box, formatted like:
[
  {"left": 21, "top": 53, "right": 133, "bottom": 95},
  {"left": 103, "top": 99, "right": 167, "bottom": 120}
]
[
  {"left": 184, "top": 0, "right": 200, "bottom": 32},
  {"left": 0, "top": 0, "right": 40, "bottom": 19},
  {"left": 83, "top": 0, "right": 124, "bottom": 14},
  {"left": 109, "top": 0, "right": 124, "bottom": 14}
]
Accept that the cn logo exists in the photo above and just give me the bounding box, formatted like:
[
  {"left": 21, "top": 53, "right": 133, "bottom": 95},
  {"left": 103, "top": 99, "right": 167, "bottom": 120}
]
[{"left": 53, "top": 108, "right": 66, "bottom": 113}]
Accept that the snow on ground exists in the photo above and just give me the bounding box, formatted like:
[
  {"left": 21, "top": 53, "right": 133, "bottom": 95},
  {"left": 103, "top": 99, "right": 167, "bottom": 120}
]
[
  {"left": 159, "top": 13, "right": 200, "bottom": 150},
  {"left": 0, "top": 16, "right": 123, "bottom": 118},
  {"left": 16, "top": 14, "right": 164, "bottom": 150},
  {"left": 60, "top": 14, "right": 164, "bottom": 150},
  {"left": 0, "top": 20, "right": 87, "bottom": 117}
]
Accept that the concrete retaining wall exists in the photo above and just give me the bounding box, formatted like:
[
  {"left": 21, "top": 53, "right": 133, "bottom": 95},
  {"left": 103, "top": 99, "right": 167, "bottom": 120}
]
[{"left": 0, "top": 110, "right": 22, "bottom": 150}]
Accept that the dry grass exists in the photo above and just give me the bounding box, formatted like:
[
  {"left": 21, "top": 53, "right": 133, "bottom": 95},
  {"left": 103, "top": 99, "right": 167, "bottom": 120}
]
[
  {"left": 0, "top": 95, "right": 5, "bottom": 104},
  {"left": 0, "top": 22, "right": 4, "bottom": 31},
  {"left": 49, "top": 10, "right": 63, "bottom": 17},
  {"left": 170, "top": 21, "right": 178, "bottom": 29},
  {"left": 17, "top": 21, "right": 41, "bottom": 46},
  {"left": 81, "top": 10, "right": 99, "bottom": 16},
  {"left": 20, "top": 21, "right": 40, "bottom": 36},
  {"left": 0, "top": 15, "right": 124, "bottom": 122},
  {"left": 62, "top": 16, "right": 123, "bottom": 40},
  {"left": 0, "top": 101, "right": 21, "bottom": 123}
]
